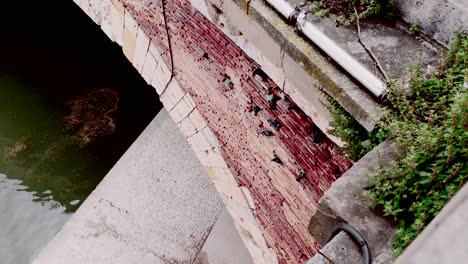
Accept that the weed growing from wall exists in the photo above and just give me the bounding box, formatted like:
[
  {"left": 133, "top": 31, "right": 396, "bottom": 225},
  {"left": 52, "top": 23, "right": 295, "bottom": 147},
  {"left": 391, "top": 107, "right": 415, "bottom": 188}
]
[{"left": 309, "top": 0, "right": 396, "bottom": 24}]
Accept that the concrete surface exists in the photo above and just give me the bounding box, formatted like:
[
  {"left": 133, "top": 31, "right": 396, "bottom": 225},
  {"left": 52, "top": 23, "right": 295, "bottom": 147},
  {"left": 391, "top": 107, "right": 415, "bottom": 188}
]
[
  {"left": 397, "top": 0, "right": 468, "bottom": 46},
  {"left": 307, "top": 140, "right": 397, "bottom": 264},
  {"left": 305, "top": 232, "right": 363, "bottom": 264},
  {"left": 194, "top": 208, "right": 255, "bottom": 264},
  {"left": 395, "top": 183, "right": 468, "bottom": 264},
  {"left": 306, "top": 232, "right": 393, "bottom": 264},
  {"left": 304, "top": 11, "right": 442, "bottom": 82},
  {"left": 33, "top": 109, "right": 224, "bottom": 264}
]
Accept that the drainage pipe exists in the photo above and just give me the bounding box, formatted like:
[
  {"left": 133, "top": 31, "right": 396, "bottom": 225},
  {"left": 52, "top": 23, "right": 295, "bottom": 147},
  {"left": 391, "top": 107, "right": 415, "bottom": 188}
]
[{"left": 264, "top": 0, "right": 387, "bottom": 100}]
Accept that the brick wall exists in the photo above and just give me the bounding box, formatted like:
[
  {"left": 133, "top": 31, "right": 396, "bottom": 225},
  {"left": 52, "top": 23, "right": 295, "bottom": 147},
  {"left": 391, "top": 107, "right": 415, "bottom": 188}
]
[{"left": 73, "top": 0, "right": 352, "bottom": 263}]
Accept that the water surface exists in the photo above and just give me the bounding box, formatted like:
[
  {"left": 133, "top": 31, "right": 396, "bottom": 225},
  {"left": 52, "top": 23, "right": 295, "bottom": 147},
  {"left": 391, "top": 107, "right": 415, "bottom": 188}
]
[{"left": 0, "top": 0, "right": 161, "bottom": 263}]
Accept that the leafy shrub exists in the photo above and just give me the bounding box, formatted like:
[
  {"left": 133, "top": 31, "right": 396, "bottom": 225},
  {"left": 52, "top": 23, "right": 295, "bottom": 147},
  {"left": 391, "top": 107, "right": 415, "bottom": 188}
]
[{"left": 328, "top": 33, "right": 468, "bottom": 254}]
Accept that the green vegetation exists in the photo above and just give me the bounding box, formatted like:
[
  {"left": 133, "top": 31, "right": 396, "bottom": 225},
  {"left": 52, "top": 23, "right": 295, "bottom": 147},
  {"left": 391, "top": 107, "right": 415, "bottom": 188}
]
[
  {"left": 325, "top": 95, "right": 388, "bottom": 161},
  {"left": 327, "top": 33, "right": 468, "bottom": 255},
  {"left": 409, "top": 21, "right": 421, "bottom": 35},
  {"left": 309, "top": 0, "right": 396, "bottom": 24}
]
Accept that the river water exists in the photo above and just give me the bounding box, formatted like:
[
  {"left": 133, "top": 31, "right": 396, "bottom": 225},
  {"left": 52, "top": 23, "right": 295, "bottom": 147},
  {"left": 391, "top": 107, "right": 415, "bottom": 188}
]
[{"left": 0, "top": 1, "right": 161, "bottom": 263}]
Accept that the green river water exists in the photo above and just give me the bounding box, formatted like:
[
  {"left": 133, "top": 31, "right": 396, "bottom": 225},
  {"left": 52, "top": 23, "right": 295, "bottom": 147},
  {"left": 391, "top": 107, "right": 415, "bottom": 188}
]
[{"left": 0, "top": 1, "right": 161, "bottom": 263}]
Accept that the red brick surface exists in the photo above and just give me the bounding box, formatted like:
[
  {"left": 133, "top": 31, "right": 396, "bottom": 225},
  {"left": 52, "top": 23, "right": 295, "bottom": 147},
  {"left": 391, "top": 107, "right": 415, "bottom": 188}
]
[{"left": 120, "top": 0, "right": 352, "bottom": 262}]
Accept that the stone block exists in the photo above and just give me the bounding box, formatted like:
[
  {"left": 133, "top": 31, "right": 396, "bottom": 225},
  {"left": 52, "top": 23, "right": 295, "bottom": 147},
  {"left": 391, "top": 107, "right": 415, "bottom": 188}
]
[
  {"left": 151, "top": 60, "right": 171, "bottom": 95},
  {"left": 111, "top": 0, "right": 124, "bottom": 14},
  {"left": 307, "top": 203, "right": 346, "bottom": 245},
  {"left": 74, "top": 0, "right": 93, "bottom": 19},
  {"left": 200, "top": 126, "right": 220, "bottom": 149},
  {"left": 110, "top": 0, "right": 124, "bottom": 46},
  {"left": 168, "top": 94, "right": 196, "bottom": 124},
  {"left": 122, "top": 11, "right": 138, "bottom": 62},
  {"left": 240, "top": 186, "right": 256, "bottom": 210},
  {"left": 88, "top": 0, "right": 111, "bottom": 25},
  {"left": 204, "top": 167, "right": 239, "bottom": 188},
  {"left": 186, "top": 126, "right": 219, "bottom": 153},
  {"left": 132, "top": 28, "right": 150, "bottom": 73},
  {"left": 308, "top": 140, "right": 397, "bottom": 262},
  {"left": 149, "top": 42, "right": 163, "bottom": 62},
  {"left": 240, "top": 238, "right": 266, "bottom": 264},
  {"left": 100, "top": 8, "right": 114, "bottom": 42},
  {"left": 141, "top": 52, "right": 158, "bottom": 84},
  {"left": 224, "top": 198, "right": 258, "bottom": 232},
  {"left": 159, "top": 80, "right": 186, "bottom": 111},
  {"left": 176, "top": 116, "right": 198, "bottom": 138},
  {"left": 187, "top": 131, "right": 214, "bottom": 153},
  {"left": 194, "top": 148, "right": 228, "bottom": 169},
  {"left": 305, "top": 232, "right": 362, "bottom": 264},
  {"left": 203, "top": 167, "right": 248, "bottom": 209},
  {"left": 188, "top": 110, "right": 207, "bottom": 131}
]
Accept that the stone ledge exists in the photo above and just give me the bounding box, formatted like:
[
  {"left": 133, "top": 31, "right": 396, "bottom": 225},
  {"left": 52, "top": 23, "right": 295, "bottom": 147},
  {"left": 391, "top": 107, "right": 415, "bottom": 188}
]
[
  {"left": 395, "top": 183, "right": 468, "bottom": 264},
  {"left": 397, "top": 0, "right": 468, "bottom": 46},
  {"left": 243, "top": 0, "right": 383, "bottom": 131},
  {"left": 308, "top": 140, "right": 397, "bottom": 263}
]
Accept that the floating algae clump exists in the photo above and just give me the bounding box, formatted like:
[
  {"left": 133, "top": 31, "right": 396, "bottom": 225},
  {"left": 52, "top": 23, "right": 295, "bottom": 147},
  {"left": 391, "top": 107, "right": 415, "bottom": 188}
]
[{"left": 65, "top": 88, "right": 119, "bottom": 146}]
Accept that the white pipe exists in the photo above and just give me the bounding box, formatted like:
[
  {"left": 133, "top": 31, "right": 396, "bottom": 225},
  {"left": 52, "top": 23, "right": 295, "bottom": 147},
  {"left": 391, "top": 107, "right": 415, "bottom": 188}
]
[
  {"left": 264, "top": 0, "right": 295, "bottom": 19},
  {"left": 264, "top": 0, "right": 387, "bottom": 99}
]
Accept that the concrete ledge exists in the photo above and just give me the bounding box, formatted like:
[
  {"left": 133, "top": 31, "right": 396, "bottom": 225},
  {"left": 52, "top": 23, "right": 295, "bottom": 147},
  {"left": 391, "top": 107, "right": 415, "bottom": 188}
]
[
  {"left": 33, "top": 110, "right": 223, "bottom": 264},
  {"left": 397, "top": 0, "right": 468, "bottom": 46},
  {"left": 395, "top": 183, "right": 468, "bottom": 264},
  {"left": 308, "top": 140, "right": 397, "bottom": 263}
]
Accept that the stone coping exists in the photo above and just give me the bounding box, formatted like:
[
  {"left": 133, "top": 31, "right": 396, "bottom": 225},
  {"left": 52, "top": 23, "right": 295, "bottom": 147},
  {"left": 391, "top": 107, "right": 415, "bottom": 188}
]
[{"left": 307, "top": 140, "right": 398, "bottom": 263}]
